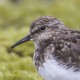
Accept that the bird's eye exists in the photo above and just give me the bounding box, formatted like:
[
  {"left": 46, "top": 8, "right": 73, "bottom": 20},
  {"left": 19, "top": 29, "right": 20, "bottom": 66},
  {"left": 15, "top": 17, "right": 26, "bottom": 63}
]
[{"left": 40, "top": 26, "right": 46, "bottom": 31}]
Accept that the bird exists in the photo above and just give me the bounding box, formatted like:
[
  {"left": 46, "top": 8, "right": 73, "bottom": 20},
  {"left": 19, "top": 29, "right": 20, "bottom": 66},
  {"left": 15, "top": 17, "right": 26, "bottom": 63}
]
[{"left": 11, "top": 16, "right": 80, "bottom": 80}]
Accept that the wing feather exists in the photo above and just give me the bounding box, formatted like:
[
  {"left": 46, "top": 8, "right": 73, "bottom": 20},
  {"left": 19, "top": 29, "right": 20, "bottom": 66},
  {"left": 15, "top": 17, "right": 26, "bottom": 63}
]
[{"left": 53, "top": 29, "right": 80, "bottom": 71}]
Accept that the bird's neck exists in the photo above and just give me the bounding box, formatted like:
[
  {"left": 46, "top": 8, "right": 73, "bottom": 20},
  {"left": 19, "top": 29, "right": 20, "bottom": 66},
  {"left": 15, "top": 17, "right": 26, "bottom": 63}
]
[{"left": 34, "top": 40, "right": 52, "bottom": 69}]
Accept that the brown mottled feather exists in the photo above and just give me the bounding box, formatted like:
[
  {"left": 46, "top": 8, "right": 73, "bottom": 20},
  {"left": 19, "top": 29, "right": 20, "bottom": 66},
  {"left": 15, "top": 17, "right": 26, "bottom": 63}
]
[
  {"left": 52, "top": 29, "right": 80, "bottom": 71},
  {"left": 34, "top": 29, "right": 80, "bottom": 71}
]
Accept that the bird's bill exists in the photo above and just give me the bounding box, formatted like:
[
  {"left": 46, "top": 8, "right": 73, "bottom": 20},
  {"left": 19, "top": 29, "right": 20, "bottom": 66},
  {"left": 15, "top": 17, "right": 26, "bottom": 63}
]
[{"left": 11, "top": 34, "right": 32, "bottom": 49}]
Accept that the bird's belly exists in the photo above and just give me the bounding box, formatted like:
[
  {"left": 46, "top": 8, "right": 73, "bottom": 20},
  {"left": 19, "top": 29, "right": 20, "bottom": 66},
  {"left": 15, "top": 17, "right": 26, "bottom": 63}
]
[{"left": 38, "top": 59, "right": 80, "bottom": 80}]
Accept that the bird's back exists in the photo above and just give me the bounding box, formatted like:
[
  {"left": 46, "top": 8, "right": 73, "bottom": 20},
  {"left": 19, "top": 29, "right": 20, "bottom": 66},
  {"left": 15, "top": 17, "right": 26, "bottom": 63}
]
[{"left": 51, "top": 29, "right": 80, "bottom": 71}]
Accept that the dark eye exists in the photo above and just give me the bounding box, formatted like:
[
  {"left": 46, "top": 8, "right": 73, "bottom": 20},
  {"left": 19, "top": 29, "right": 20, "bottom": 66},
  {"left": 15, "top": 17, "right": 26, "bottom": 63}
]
[{"left": 40, "top": 26, "right": 46, "bottom": 31}]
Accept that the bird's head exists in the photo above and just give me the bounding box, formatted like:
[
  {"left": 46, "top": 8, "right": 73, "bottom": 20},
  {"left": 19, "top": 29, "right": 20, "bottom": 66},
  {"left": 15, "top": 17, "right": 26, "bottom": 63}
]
[{"left": 11, "top": 16, "right": 66, "bottom": 48}]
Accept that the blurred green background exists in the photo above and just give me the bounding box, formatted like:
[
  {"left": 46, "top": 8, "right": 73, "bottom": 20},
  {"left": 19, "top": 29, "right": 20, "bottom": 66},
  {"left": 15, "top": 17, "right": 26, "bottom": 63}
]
[{"left": 0, "top": 0, "right": 80, "bottom": 80}]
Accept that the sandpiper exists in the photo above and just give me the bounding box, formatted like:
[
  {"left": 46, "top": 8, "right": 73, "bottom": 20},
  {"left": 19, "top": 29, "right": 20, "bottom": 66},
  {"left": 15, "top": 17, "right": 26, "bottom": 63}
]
[{"left": 11, "top": 16, "right": 80, "bottom": 80}]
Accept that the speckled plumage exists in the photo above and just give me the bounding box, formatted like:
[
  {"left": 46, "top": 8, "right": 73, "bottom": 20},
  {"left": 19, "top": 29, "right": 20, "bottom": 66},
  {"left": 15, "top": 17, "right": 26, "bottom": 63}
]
[
  {"left": 11, "top": 16, "right": 80, "bottom": 80},
  {"left": 34, "top": 29, "right": 80, "bottom": 70},
  {"left": 30, "top": 16, "right": 80, "bottom": 80},
  {"left": 30, "top": 17, "right": 80, "bottom": 71}
]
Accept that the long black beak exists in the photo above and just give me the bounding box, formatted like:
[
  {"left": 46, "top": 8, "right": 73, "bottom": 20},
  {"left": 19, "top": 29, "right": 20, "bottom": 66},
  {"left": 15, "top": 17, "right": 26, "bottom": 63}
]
[{"left": 11, "top": 34, "right": 32, "bottom": 49}]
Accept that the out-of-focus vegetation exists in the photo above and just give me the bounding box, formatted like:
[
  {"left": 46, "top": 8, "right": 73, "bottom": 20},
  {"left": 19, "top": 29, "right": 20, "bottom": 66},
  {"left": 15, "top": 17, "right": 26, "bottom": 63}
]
[{"left": 0, "top": 0, "right": 80, "bottom": 80}]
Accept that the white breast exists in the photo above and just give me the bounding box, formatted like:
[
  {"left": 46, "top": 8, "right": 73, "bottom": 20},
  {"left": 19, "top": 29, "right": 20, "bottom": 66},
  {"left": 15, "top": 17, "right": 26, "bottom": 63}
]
[{"left": 38, "top": 59, "right": 80, "bottom": 80}]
